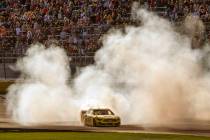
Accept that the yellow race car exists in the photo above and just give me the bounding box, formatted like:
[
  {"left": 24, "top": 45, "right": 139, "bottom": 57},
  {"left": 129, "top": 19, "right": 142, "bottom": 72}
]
[{"left": 80, "top": 108, "right": 121, "bottom": 127}]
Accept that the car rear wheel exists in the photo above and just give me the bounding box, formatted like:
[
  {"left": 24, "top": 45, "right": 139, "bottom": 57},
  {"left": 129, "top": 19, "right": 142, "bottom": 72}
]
[{"left": 84, "top": 118, "right": 88, "bottom": 126}]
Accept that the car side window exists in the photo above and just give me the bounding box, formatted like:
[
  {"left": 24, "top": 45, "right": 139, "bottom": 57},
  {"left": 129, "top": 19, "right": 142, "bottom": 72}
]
[{"left": 108, "top": 110, "right": 114, "bottom": 115}]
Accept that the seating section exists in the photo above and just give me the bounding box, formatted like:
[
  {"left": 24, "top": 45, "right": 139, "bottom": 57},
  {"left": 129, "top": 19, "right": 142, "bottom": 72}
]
[{"left": 0, "top": 0, "right": 210, "bottom": 67}]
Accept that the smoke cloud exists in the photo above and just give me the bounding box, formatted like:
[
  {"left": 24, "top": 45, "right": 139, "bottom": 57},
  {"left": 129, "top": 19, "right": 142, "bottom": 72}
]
[
  {"left": 6, "top": 8, "right": 210, "bottom": 127},
  {"left": 6, "top": 44, "right": 79, "bottom": 125}
]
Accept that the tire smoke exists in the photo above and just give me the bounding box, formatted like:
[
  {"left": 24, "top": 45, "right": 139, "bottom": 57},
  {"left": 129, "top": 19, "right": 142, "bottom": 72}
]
[
  {"left": 6, "top": 44, "right": 79, "bottom": 125},
  {"left": 6, "top": 9, "right": 210, "bottom": 126}
]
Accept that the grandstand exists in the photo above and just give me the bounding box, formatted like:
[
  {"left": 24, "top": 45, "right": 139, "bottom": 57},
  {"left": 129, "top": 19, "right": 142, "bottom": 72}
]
[{"left": 0, "top": 0, "right": 210, "bottom": 79}]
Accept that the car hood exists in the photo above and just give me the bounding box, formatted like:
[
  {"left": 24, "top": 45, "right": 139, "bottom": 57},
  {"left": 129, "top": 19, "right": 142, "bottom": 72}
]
[{"left": 94, "top": 115, "right": 119, "bottom": 119}]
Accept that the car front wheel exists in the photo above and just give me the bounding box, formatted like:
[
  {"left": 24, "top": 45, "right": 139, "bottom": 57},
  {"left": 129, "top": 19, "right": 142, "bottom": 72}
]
[{"left": 92, "top": 118, "right": 96, "bottom": 127}]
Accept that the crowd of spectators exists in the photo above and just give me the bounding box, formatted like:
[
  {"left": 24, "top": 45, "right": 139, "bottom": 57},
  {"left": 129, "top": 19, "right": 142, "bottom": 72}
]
[
  {"left": 0, "top": 0, "right": 133, "bottom": 56},
  {"left": 164, "top": 0, "right": 210, "bottom": 22},
  {"left": 0, "top": 0, "right": 210, "bottom": 58}
]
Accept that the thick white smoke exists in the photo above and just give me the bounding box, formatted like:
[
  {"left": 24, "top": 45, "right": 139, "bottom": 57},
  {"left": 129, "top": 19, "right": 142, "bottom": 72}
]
[
  {"left": 6, "top": 44, "right": 79, "bottom": 125},
  {"left": 6, "top": 9, "right": 210, "bottom": 126}
]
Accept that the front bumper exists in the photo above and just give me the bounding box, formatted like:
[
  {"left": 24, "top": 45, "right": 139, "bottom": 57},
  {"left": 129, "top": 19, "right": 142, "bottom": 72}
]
[{"left": 95, "top": 119, "right": 121, "bottom": 127}]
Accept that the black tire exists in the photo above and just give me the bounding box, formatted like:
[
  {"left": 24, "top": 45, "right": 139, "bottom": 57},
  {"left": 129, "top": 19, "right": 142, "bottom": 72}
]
[
  {"left": 92, "top": 118, "right": 97, "bottom": 127},
  {"left": 115, "top": 122, "right": 120, "bottom": 127}
]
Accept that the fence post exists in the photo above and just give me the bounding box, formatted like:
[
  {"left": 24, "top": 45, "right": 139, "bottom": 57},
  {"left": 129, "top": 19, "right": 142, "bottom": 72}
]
[{"left": 3, "top": 52, "right": 6, "bottom": 80}]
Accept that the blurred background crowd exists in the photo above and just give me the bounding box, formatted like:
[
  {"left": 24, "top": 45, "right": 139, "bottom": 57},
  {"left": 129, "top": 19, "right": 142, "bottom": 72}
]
[{"left": 0, "top": 0, "right": 210, "bottom": 62}]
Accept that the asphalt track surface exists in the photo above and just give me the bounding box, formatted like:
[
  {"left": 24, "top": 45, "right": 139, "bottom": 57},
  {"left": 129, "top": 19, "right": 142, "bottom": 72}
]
[{"left": 0, "top": 95, "right": 210, "bottom": 137}]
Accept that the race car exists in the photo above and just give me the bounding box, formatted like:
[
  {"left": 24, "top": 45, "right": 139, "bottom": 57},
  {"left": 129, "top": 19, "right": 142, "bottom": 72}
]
[{"left": 80, "top": 108, "right": 121, "bottom": 127}]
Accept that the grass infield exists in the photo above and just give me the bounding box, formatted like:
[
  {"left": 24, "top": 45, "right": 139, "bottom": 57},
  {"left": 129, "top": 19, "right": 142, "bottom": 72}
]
[{"left": 0, "top": 132, "right": 209, "bottom": 140}]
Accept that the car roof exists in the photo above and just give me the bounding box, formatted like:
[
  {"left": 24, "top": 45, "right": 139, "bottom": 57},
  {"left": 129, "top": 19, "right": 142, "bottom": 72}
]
[{"left": 89, "top": 108, "right": 111, "bottom": 111}]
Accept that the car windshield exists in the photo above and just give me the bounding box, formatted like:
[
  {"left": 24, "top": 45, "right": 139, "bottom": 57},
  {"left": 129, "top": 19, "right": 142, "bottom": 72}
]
[{"left": 93, "top": 109, "right": 114, "bottom": 115}]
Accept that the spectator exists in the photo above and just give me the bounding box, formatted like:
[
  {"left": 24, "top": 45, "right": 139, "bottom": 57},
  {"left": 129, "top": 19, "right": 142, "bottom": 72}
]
[
  {"left": 26, "top": 28, "right": 33, "bottom": 44},
  {"left": 15, "top": 23, "right": 21, "bottom": 36},
  {"left": 0, "top": 26, "right": 7, "bottom": 37},
  {"left": 60, "top": 28, "right": 67, "bottom": 40},
  {"left": 1, "top": 0, "right": 210, "bottom": 58}
]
